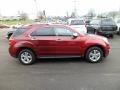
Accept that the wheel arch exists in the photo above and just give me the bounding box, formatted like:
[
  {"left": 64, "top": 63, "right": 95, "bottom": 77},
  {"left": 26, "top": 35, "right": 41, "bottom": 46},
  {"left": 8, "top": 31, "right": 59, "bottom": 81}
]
[
  {"left": 16, "top": 47, "right": 36, "bottom": 58},
  {"left": 84, "top": 44, "right": 105, "bottom": 57}
]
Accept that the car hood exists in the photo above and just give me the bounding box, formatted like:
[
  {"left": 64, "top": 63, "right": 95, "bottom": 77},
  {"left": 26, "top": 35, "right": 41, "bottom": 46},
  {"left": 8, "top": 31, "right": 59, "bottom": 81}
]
[{"left": 85, "top": 34, "right": 107, "bottom": 40}]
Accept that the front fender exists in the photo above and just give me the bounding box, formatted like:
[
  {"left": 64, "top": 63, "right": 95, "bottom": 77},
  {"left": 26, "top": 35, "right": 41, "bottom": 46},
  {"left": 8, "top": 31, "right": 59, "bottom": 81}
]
[{"left": 82, "top": 38, "right": 107, "bottom": 56}]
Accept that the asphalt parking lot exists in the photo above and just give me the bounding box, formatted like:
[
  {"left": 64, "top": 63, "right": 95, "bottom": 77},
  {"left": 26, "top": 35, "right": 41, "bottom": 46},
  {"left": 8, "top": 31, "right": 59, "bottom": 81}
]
[{"left": 0, "top": 29, "right": 120, "bottom": 90}]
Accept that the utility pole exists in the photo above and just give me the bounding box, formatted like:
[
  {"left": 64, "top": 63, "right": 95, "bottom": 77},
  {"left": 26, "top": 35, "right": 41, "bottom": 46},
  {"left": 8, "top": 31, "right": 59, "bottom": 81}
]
[
  {"left": 34, "top": 0, "right": 38, "bottom": 17},
  {"left": 73, "top": 0, "right": 77, "bottom": 17}
]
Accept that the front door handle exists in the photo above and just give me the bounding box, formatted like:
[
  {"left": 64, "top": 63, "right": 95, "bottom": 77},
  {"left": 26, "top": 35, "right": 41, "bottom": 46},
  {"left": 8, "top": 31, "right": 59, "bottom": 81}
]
[
  {"left": 57, "top": 39, "right": 61, "bottom": 41},
  {"left": 30, "top": 37, "right": 36, "bottom": 40}
]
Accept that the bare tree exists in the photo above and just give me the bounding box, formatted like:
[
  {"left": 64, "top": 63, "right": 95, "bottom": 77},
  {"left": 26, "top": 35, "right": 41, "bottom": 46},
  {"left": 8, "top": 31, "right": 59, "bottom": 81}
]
[
  {"left": 107, "top": 11, "right": 118, "bottom": 19},
  {"left": 87, "top": 9, "right": 96, "bottom": 19},
  {"left": 19, "top": 12, "right": 28, "bottom": 20},
  {"left": 37, "top": 10, "right": 46, "bottom": 22},
  {"left": 70, "top": 12, "right": 76, "bottom": 18}
]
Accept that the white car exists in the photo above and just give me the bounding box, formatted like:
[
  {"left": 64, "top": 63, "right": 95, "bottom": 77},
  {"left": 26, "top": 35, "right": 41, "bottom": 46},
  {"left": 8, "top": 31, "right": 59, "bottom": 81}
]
[
  {"left": 68, "top": 19, "right": 87, "bottom": 34},
  {"left": 116, "top": 19, "right": 120, "bottom": 35}
]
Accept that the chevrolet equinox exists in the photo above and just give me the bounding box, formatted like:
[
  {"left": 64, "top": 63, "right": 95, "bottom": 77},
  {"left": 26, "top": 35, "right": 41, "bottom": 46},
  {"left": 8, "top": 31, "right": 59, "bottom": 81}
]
[{"left": 9, "top": 24, "right": 110, "bottom": 65}]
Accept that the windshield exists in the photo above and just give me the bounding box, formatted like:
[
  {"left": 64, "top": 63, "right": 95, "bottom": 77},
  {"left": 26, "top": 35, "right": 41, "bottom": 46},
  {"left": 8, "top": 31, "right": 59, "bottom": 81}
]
[
  {"left": 70, "top": 20, "right": 85, "bottom": 25},
  {"left": 101, "top": 19, "right": 116, "bottom": 25}
]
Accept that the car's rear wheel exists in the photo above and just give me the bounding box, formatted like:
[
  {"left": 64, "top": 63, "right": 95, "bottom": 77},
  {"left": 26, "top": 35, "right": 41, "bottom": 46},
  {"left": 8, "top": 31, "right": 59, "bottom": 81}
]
[
  {"left": 8, "top": 34, "right": 12, "bottom": 39},
  {"left": 18, "top": 49, "right": 36, "bottom": 65},
  {"left": 85, "top": 47, "right": 103, "bottom": 63}
]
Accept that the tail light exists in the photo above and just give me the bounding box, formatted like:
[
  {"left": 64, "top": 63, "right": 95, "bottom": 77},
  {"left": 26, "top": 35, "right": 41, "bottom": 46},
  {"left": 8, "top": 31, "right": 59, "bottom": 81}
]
[{"left": 9, "top": 37, "right": 16, "bottom": 46}]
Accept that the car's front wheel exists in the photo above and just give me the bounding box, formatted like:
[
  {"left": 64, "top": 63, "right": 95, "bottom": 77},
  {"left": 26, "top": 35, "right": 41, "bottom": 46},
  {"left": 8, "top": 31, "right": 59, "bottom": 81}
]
[
  {"left": 85, "top": 47, "right": 103, "bottom": 63},
  {"left": 18, "top": 49, "right": 36, "bottom": 65}
]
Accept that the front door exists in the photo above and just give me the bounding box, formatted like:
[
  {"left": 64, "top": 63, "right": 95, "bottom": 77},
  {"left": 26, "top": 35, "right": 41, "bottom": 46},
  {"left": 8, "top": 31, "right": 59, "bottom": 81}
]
[{"left": 54, "top": 26, "right": 82, "bottom": 56}]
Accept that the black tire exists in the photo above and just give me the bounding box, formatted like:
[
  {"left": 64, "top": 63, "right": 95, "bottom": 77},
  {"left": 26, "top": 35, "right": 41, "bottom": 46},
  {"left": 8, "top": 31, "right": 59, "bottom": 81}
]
[
  {"left": 110, "top": 34, "right": 114, "bottom": 38},
  {"left": 85, "top": 47, "right": 103, "bottom": 63},
  {"left": 8, "top": 34, "right": 12, "bottom": 39},
  {"left": 18, "top": 49, "right": 36, "bottom": 65}
]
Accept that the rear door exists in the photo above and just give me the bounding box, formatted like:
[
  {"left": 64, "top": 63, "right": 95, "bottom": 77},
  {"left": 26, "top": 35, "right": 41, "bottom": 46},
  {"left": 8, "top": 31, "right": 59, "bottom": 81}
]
[{"left": 30, "top": 26, "right": 57, "bottom": 56}]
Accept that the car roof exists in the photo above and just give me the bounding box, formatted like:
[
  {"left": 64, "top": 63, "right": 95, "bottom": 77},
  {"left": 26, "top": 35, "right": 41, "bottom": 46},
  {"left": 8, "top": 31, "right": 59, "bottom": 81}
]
[
  {"left": 92, "top": 18, "right": 113, "bottom": 21},
  {"left": 19, "top": 23, "right": 67, "bottom": 29}
]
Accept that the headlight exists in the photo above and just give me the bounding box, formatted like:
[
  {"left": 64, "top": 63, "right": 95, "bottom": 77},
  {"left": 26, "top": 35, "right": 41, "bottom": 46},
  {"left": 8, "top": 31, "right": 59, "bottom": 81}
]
[{"left": 102, "top": 37, "right": 109, "bottom": 44}]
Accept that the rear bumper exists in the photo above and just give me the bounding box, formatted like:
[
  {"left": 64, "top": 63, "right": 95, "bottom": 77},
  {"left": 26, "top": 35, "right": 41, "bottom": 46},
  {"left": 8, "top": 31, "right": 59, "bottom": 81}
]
[{"left": 9, "top": 46, "right": 17, "bottom": 58}]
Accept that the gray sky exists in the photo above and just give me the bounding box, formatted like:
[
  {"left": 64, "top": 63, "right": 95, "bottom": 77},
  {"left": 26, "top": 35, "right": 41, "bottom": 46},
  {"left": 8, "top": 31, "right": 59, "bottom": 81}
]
[{"left": 0, "top": 0, "right": 120, "bottom": 18}]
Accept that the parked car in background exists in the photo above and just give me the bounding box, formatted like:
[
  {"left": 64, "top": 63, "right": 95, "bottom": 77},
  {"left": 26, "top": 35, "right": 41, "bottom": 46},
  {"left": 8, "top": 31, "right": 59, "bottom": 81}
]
[
  {"left": 9, "top": 24, "right": 110, "bottom": 65},
  {"left": 0, "top": 24, "right": 9, "bottom": 28},
  {"left": 87, "top": 18, "right": 117, "bottom": 37},
  {"left": 10, "top": 24, "right": 23, "bottom": 29},
  {"left": 68, "top": 18, "right": 87, "bottom": 34},
  {"left": 85, "top": 19, "right": 91, "bottom": 25}
]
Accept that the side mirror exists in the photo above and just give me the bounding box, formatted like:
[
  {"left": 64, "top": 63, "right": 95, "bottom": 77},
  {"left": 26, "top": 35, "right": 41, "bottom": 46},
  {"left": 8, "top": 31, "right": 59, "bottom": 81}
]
[{"left": 73, "top": 33, "right": 78, "bottom": 38}]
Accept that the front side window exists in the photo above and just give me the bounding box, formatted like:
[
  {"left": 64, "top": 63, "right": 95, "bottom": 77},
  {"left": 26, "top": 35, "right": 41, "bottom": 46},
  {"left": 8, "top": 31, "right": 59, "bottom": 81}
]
[
  {"left": 31, "top": 27, "right": 55, "bottom": 36},
  {"left": 54, "top": 27, "right": 73, "bottom": 36}
]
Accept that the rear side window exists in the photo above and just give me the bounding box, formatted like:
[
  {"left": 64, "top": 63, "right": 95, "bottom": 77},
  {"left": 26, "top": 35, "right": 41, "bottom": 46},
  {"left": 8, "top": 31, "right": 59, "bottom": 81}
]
[
  {"left": 12, "top": 28, "right": 28, "bottom": 37},
  {"left": 31, "top": 27, "right": 55, "bottom": 36},
  {"left": 90, "top": 20, "right": 100, "bottom": 25}
]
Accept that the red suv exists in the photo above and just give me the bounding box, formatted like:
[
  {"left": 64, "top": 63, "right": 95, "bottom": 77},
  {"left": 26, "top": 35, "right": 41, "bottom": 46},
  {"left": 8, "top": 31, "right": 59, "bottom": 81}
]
[{"left": 9, "top": 24, "right": 110, "bottom": 65}]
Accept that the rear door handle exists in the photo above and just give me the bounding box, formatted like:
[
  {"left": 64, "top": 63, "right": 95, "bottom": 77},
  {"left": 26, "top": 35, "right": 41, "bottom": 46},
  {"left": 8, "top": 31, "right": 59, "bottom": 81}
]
[{"left": 57, "top": 39, "right": 61, "bottom": 41}]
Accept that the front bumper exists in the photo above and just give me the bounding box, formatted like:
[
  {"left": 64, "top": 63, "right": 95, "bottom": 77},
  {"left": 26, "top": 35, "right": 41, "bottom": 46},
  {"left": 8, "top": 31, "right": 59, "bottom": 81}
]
[
  {"left": 104, "top": 44, "right": 110, "bottom": 57},
  {"left": 98, "top": 31, "right": 117, "bottom": 35}
]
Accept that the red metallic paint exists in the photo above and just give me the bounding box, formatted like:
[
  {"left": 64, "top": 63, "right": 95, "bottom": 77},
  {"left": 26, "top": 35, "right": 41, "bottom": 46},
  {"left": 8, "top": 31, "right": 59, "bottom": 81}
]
[{"left": 9, "top": 24, "right": 110, "bottom": 58}]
